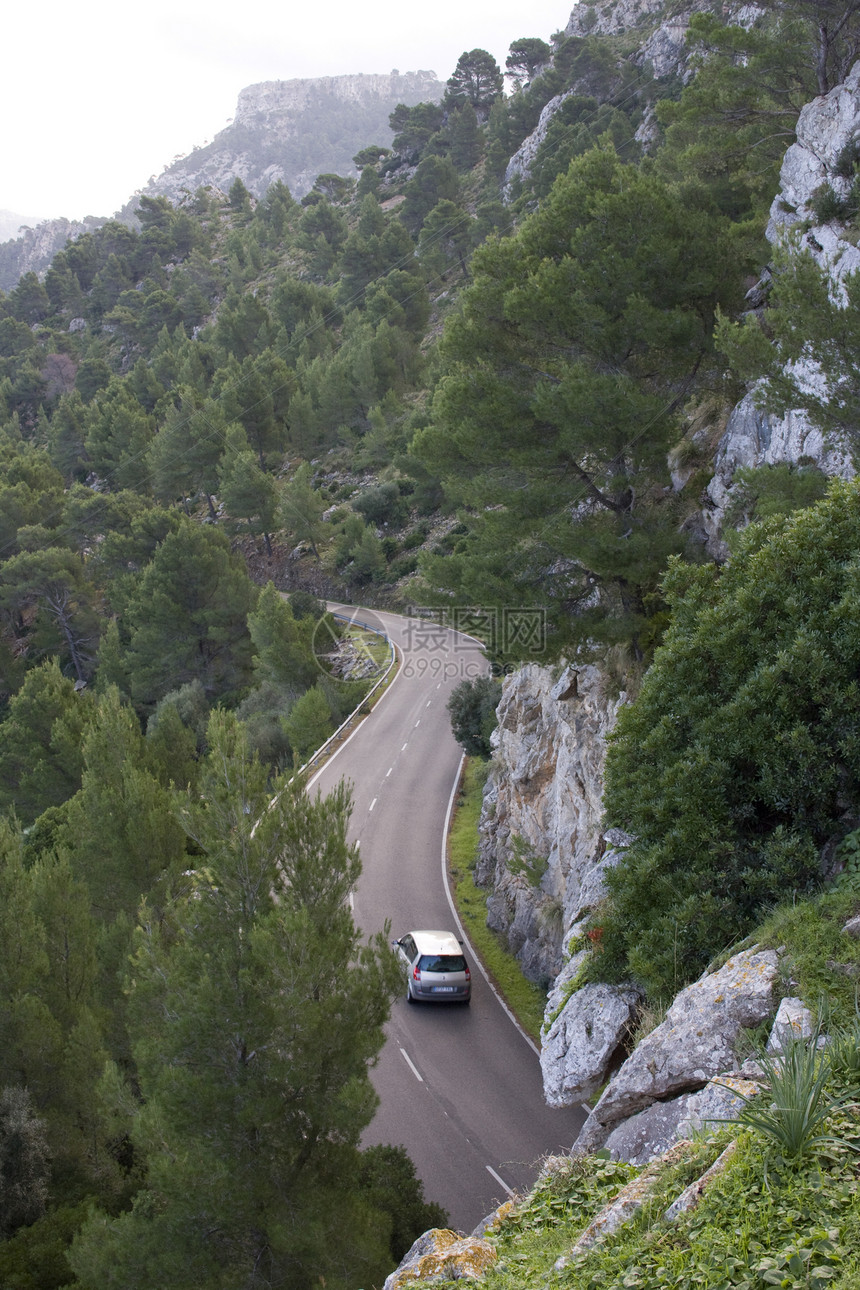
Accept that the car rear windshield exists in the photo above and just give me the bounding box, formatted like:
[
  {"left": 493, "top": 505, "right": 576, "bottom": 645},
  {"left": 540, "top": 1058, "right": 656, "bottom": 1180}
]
[{"left": 419, "top": 954, "right": 466, "bottom": 973}]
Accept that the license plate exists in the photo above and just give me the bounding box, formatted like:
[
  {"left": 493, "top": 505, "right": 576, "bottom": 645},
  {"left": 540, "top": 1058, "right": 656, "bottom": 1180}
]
[{"left": 433, "top": 986, "right": 455, "bottom": 992}]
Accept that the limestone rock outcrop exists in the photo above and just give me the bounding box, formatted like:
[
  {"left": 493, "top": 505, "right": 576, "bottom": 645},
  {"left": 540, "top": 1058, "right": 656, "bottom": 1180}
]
[
  {"left": 476, "top": 663, "right": 625, "bottom": 986},
  {"left": 135, "top": 71, "right": 443, "bottom": 207},
  {"left": 573, "top": 947, "right": 779, "bottom": 1152},
  {"left": 504, "top": 93, "right": 573, "bottom": 195},
  {"left": 702, "top": 392, "right": 854, "bottom": 558},
  {"left": 505, "top": 1, "right": 762, "bottom": 198},
  {"left": 767, "top": 60, "right": 860, "bottom": 260},
  {"left": 704, "top": 61, "right": 860, "bottom": 554}
]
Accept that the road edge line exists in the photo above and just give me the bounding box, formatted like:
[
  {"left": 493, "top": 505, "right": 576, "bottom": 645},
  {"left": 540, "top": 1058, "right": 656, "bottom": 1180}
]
[
  {"left": 306, "top": 650, "right": 403, "bottom": 791},
  {"left": 440, "top": 754, "right": 541, "bottom": 1059}
]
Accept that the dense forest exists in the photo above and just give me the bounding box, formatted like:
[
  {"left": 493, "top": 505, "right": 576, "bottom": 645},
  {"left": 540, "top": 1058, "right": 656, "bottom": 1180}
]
[{"left": 2, "top": 3, "right": 860, "bottom": 1286}]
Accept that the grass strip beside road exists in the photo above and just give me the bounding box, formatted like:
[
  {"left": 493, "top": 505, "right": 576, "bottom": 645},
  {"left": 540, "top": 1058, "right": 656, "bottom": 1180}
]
[{"left": 448, "top": 758, "right": 548, "bottom": 1042}]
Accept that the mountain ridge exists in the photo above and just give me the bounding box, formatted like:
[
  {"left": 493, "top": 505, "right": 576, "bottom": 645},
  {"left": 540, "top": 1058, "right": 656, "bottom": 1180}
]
[{"left": 0, "top": 69, "right": 444, "bottom": 291}]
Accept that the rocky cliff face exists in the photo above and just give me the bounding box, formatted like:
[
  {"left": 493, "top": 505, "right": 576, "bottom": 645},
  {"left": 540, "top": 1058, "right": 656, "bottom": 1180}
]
[
  {"left": 564, "top": 0, "right": 714, "bottom": 78},
  {"left": 475, "top": 663, "right": 625, "bottom": 986},
  {"left": 0, "top": 215, "right": 105, "bottom": 294},
  {"left": 505, "top": 0, "right": 762, "bottom": 195},
  {"left": 703, "top": 61, "right": 860, "bottom": 556},
  {"left": 132, "top": 71, "right": 443, "bottom": 208},
  {"left": 488, "top": 49, "right": 860, "bottom": 1120}
]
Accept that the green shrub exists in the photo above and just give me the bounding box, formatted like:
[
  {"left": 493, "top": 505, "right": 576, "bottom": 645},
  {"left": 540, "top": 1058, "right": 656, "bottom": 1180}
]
[
  {"left": 600, "top": 483, "right": 860, "bottom": 998},
  {"left": 809, "top": 182, "right": 853, "bottom": 223},
  {"left": 446, "top": 675, "right": 501, "bottom": 758},
  {"left": 732, "top": 1025, "right": 854, "bottom": 1166},
  {"left": 353, "top": 481, "right": 409, "bottom": 528}
]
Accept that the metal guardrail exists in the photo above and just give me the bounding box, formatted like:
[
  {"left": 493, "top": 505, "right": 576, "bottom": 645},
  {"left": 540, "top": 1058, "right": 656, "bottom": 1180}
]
[{"left": 295, "top": 612, "right": 397, "bottom": 779}]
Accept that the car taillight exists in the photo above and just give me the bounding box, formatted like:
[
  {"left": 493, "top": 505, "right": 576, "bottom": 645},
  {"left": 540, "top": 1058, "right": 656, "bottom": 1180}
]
[
  {"left": 465, "top": 966, "right": 471, "bottom": 981},
  {"left": 413, "top": 965, "right": 421, "bottom": 981}
]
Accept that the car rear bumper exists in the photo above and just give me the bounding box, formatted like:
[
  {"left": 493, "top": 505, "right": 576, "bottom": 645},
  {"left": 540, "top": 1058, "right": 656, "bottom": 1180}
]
[{"left": 412, "top": 985, "right": 471, "bottom": 1001}]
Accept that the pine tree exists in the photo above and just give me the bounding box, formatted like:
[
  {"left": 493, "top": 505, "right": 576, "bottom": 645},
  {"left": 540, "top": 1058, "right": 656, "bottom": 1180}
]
[
  {"left": 412, "top": 146, "right": 748, "bottom": 658},
  {"left": 121, "top": 520, "right": 257, "bottom": 707},
  {"left": 68, "top": 713, "right": 401, "bottom": 1290}
]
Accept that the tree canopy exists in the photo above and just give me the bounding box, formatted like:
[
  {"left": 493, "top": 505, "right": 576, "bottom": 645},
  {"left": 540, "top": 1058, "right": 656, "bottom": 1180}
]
[
  {"left": 599, "top": 480, "right": 860, "bottom": 997},
  {"left": 68, "top": 713, "right": 402, "bottom": 1290},
  {"left": 444, "top": 49, "right": 504, "bottom": 114},
  {"left": 412, "top": 147, "right": 750, "bottom": 658}
]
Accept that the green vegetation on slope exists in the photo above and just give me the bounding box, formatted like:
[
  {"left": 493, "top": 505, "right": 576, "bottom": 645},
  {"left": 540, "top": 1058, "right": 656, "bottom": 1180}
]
[
  {"left": 448, "top": 757, "right": 548, "bottom": 1041},
  {"left": 600, "top": 481, "right": 860, "bottom": 999},
  {"left": 469, "top": 1098, "right": 860, "bottom": 1290}
]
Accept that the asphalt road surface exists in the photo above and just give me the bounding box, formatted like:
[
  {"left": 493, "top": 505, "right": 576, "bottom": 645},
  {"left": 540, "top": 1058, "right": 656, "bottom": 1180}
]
[{"left": 309, "top": 605, "right": 584, "bottom": 1233}]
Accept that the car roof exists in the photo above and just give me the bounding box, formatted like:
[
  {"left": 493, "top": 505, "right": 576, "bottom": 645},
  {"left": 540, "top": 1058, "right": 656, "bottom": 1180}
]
[{"left": 408, "top": 930, "right": 464, "bottom": 956}]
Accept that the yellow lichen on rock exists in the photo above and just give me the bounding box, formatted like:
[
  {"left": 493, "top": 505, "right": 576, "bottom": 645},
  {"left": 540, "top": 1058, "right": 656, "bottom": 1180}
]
[{"left": 385, "top": 1229, "right": 498, "bottom": 1287}]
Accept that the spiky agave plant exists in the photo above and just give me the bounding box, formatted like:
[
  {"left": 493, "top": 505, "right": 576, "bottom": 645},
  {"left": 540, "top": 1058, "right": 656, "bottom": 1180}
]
[{"left": 734, "top": 1020, "right": 858, "bottom": 1166}]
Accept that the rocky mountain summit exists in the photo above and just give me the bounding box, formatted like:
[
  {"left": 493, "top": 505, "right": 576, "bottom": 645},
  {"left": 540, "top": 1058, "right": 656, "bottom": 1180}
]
[{"left": 126, "top": 70, "right": 443, "bottom": 211}]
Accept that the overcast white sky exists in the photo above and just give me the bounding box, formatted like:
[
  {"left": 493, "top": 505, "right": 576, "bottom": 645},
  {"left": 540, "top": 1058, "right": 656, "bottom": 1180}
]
[{"left": 2, "top": 0, "right": 574, "bottom": 224}]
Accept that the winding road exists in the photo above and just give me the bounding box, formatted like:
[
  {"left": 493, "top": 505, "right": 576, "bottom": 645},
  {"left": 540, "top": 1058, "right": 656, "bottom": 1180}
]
[{"left": 308, "top": 605, "right": 584, "bottom": 1233}]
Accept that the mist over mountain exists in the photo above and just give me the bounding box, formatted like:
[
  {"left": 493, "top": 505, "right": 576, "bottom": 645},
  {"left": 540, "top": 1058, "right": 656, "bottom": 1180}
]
[
  {"left": 0, "top": 210, "right": 44, "bottom": 242},
  {"left": 127, "top": 70, "right": 444, "bottom": 210},
  {"left": 0, "top": 69, "right": 443, "bottom": 290}
]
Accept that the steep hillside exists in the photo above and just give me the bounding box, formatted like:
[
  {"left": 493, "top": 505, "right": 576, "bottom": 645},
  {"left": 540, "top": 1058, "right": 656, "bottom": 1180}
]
[{"left": 0, "top": 215, "right": 106, "bottom": 293}]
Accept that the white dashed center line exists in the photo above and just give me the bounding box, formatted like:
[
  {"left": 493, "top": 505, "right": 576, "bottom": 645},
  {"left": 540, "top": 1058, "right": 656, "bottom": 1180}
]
[
  {"left": 369, "top": 797, "right": 377, "bottom": 812},
  {"left": 399, "top": 1048, "right": 423, "bottom": 1082}
]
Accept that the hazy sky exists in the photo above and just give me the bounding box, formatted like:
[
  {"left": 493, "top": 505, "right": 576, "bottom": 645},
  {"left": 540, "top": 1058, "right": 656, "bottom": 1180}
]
[{"left": 2, "top": 0, "right": 574, "bottom": 224}]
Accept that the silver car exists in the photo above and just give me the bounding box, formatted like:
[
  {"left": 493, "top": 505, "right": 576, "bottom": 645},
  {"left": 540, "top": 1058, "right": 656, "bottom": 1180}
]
[{"left": 394, "top": 930, "right": 471, "bottom": 1004}]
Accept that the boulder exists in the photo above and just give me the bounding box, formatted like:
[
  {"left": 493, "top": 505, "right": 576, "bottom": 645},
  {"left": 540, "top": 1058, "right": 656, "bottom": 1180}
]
[
  {"left": 383, "top": 1229, "right": 497, "bottom": 1288},
  {"left": 766, "top": 996, "right": 815, "bottom": 1053},
  {"left": 541, "top": 981, "right": 642, "bottom": 1108},
  {"left": 602, "top": 1074, "right": 760, "bottom": 1165},
  {"left": 573, "top": 948, "right": 779, "bottom": 1152},
  {"left": 842, "top": 914, "right": 860, "bottom": 939}
]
